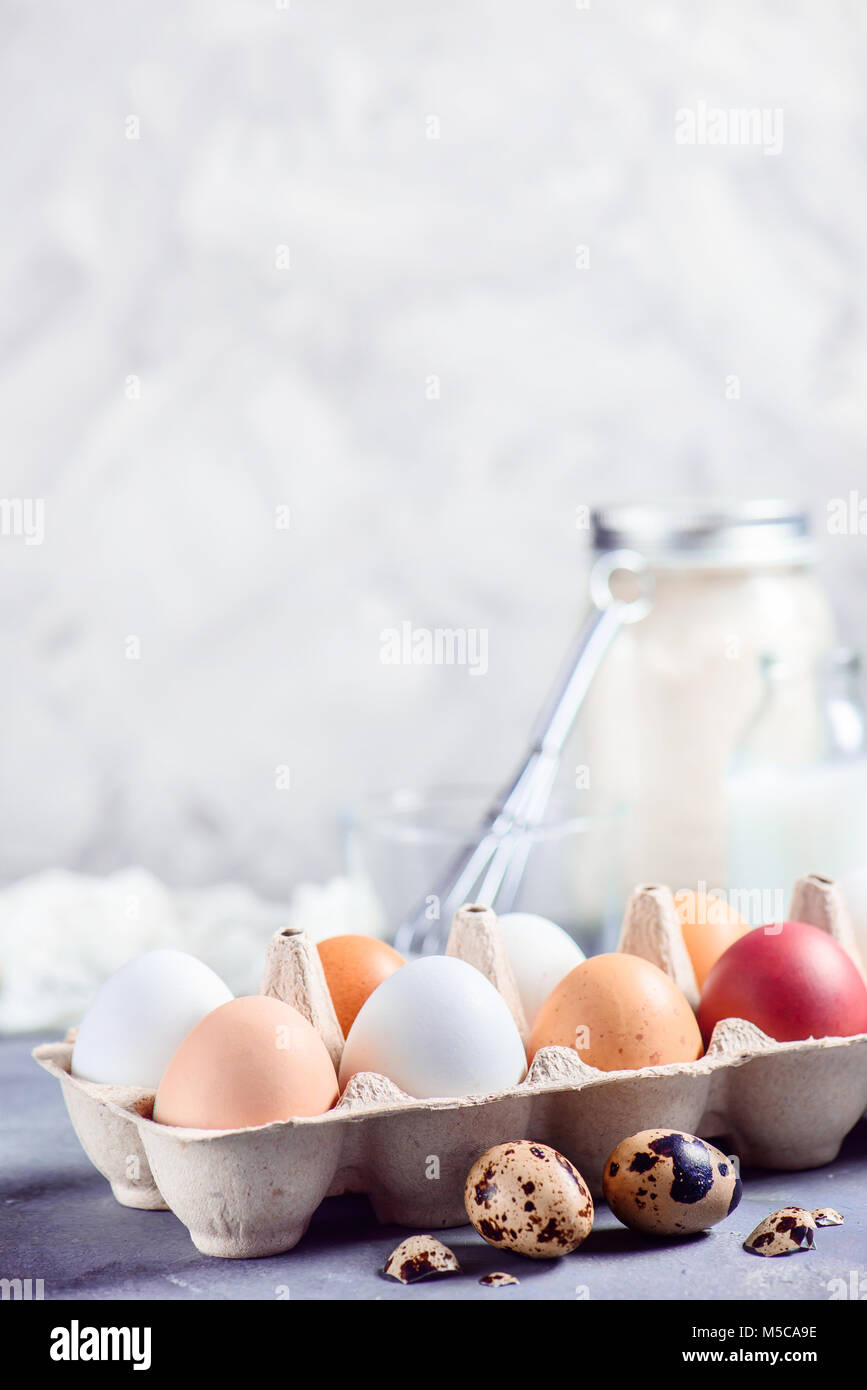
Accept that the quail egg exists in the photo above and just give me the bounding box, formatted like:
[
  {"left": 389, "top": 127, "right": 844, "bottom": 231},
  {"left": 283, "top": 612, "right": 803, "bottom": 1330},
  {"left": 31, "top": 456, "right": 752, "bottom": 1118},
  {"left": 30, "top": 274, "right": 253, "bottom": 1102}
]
[
  {"left": 464, "top": 1140, "right": 594, "bottom": 1258},
  {"left": 603, "top": 1129, "right": 742, "bottom": 1236}
]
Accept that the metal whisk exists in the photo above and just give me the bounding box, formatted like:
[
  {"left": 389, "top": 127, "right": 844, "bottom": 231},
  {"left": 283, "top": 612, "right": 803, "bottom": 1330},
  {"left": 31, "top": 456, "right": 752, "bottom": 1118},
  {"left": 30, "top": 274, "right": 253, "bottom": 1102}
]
[{"left": 393, "top": 550, "right": 653, "bottom": 956}]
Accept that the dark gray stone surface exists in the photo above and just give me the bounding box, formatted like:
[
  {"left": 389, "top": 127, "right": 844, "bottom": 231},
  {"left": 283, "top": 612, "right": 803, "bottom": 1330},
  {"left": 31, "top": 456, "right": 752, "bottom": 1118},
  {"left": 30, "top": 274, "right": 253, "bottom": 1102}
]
[{"left": 2, "top": 1036, "right": 864, "bottom": 1301}]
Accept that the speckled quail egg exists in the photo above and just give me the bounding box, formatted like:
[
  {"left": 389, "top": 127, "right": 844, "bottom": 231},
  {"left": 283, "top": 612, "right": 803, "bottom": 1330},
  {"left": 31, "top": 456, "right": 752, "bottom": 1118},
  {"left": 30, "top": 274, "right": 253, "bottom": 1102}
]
[
  {"left": 603, "top": 1129, "right": 742, "bottom": 1236},
  {"left": 464, "top": 1140, "right": 594, "bottom": 1258}
]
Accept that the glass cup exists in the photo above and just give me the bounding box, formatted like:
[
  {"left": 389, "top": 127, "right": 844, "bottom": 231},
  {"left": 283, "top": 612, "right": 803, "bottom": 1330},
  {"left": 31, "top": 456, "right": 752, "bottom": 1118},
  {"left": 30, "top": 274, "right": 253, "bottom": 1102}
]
[
  {"left": 342, "top": 785, "right": 623, "bottom": 955},
  {"left": 727, "top": 648, "right": 867, "bottom": 916}
]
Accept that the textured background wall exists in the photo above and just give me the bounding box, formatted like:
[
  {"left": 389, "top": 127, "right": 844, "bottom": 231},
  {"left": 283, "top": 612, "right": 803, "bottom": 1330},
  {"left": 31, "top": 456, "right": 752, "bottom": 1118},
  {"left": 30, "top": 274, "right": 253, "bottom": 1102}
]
[{"left": 1, "top": 0, "right": 865, "bottom": 897}]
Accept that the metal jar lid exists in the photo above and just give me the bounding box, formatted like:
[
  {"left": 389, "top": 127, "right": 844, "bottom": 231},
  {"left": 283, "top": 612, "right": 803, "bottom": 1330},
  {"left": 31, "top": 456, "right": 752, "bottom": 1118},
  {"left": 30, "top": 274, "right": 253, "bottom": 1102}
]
[{"left": 591, "top": 500, "right": 815, "bottom": 569}]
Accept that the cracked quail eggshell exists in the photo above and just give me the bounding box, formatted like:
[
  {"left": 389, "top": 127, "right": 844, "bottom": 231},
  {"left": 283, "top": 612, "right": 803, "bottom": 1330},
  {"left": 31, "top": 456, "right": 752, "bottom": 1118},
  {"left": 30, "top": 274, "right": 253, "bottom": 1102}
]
[
  {"left": 812, "top": 1207, "right": 844, "bottom": 1226},
  {"left": 743, "top": 1207, "right": 818, "bottom": 1255},
  {"left": 383, "top": 1235, "right": 460, "bottom": 1283}
]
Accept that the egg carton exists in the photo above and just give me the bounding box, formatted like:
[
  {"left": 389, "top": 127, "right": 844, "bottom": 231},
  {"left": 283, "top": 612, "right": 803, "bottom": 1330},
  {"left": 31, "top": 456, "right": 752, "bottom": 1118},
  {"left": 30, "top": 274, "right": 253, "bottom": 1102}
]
[{"left": 33, "top": 873, "right": 867, "bottom": 1259}]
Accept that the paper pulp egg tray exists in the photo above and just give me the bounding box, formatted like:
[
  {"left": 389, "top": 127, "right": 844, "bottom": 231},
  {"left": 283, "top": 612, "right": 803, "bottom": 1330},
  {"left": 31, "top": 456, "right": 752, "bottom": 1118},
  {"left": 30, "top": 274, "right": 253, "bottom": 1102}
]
[{"left": 33, "top": 872, "right": 867, "bottom": 1259}]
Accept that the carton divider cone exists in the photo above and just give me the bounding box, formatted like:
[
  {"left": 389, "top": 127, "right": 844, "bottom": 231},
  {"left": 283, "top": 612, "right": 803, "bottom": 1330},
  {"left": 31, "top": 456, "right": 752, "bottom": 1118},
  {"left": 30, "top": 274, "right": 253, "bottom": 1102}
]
[
  {"left": 790, "top": 872, "right": 867, "bottom": 985},
  {"left": 445, "top": 903, "right": 529, "bottom": 1043},
  {"left": 335, "top": 1071, "right": 412, "bottom": 1111},
  {"left": 617, "top": 883, "right": 700, "bottom": 1009},
  {"left": 259, "top": 927, "right": 345, "bottom": 1072}
]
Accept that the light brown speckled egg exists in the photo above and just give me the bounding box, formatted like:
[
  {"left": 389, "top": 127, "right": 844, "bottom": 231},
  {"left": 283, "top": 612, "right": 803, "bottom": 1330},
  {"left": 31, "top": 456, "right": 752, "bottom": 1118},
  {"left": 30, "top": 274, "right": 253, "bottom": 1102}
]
[
  {"left": 603, "top": 1129, "right": 742, "bottom": 1236},
  {"left": 464, "top": 1141, "right": 594, "bottom": 1258}
]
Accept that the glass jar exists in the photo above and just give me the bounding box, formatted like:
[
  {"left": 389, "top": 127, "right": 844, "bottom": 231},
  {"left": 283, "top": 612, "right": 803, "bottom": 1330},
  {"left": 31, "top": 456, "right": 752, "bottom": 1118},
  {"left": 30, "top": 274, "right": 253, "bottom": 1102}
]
[
  {"left": 726, "top": 650, "right": 867, "bottom": 917},
  {"left": 574, "top": 501, "right": 835, "bottom": 898},
  {"left": 343, "top": 786, "right": 624, "bottom": 953}
]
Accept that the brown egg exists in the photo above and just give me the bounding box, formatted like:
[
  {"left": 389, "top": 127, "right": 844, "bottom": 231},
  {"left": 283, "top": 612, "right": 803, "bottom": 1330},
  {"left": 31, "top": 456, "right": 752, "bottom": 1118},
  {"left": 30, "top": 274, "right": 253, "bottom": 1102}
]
[
  {"left": 317, "top": 934, "right": 405, "bottom": 1035},
  {"left": 528, "top": 952, "right": 703, "bottom": 1071},
  {"left": 675, "top": 890, "right": 748, "bottom": 989},
  {"left": 153, "top": 996, "right": 338, "bottom": 1129}
]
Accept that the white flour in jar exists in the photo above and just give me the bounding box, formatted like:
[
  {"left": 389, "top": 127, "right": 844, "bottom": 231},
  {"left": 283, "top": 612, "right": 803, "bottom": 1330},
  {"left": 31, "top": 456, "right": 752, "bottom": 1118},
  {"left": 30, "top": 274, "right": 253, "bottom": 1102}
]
[{"left": 575, "top": 504, "right": 834, "bottom": 897}]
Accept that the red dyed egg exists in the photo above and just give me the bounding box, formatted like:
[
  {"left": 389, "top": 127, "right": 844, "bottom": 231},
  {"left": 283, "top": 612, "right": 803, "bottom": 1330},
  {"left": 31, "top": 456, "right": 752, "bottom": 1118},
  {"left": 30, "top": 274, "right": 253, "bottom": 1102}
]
[{"left": 697, "top": 920, "right": 867, "bottom": 1045}]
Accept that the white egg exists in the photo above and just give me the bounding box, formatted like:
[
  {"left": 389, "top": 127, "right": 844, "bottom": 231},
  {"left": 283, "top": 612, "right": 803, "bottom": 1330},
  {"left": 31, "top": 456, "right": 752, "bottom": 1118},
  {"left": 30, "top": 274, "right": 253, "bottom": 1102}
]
[
  {"left": 338, "top": 955, "right": 527, "bottom": 1099},
  {"left": 496, "top": 913, "right": 586, "bottom": 1026},
  {"left": 71, "top": 949, "right": 233, "bottom": 1089}
]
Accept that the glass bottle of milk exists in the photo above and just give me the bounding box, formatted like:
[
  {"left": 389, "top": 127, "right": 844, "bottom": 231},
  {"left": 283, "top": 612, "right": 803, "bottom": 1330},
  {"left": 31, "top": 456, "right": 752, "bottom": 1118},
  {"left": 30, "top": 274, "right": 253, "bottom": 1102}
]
[
  {"left": 726, "top": 650, "right": 867, "bottom": 920},
  {"left": 576, "top": 502, "right": 834, "bottom": 898}
]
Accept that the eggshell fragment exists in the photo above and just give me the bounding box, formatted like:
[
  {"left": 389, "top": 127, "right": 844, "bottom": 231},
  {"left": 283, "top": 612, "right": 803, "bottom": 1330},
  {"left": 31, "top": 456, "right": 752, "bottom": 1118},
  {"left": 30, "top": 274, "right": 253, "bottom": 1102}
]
[
  {"left": 603, "top": 1129, "right": 742, "bottom": 1236},
  {"left": 383, "top": 1235, "right": 460, "bottom": 1283},
  {"left": 479, "top": 1272, "right": 519, "bottom": 1286},
  {"left": 464, "top": 1140, "right": 594, "bottom": 1258},
  {"left": 743, "top": 1207, "right": 817, "bottom": 1256},
  {"left": 529, "top": 952, "right": 703, "bottom": 1071},
  {"left": 812, "top": 1207, "right": 844, "bottom": 1226}
]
